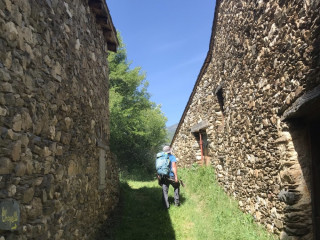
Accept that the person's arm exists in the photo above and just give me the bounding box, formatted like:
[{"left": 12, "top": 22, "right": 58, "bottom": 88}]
[{"left": 172, "top": 161, "right": 178, "bottom": 182}]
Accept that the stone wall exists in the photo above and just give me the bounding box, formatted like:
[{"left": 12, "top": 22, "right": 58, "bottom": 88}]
[
  {"left": 172, "top": 0, "right": 320, "bottom": 239},
  {"left": 0, "top": 0, "right": 119, "bottom": 239}
]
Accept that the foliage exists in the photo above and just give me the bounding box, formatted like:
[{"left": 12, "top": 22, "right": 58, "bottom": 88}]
[
  {"left": 108, "top": 33, "right": 168, "bottom": 173},
  {"left": 166, "top": 123, "right": 178, "bottom": 143}
]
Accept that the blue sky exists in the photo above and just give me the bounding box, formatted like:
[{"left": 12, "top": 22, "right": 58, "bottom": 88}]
[{"left": 107, "top": 0, "right": 216, "bottom": 126}]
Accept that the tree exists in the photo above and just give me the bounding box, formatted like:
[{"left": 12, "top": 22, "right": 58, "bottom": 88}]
[{"left": 108, "top": 33, "right": 168, "bottom": 173}]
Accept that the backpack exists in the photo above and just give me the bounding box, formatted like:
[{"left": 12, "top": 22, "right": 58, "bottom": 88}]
[{"left": 156, "top": 152, "right": 170, "bottom": 176}]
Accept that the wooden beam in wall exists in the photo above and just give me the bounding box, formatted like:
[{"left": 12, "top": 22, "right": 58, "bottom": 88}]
[
  {"left": 103, "top": 30, "right": 113, "bottom": 39},
  {"left": 96, "top": 16, "right": 110, "bottom": 29},
  {"left": 88, "top": 1, "right": 104, "bottom": 15}
]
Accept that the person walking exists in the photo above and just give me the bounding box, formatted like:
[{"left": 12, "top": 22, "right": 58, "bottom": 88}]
[{"left": 158, "top": 145, "right": 180, "bottom": 209}]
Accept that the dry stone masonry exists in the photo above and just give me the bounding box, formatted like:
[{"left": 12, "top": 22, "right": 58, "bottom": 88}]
[
  {"left": 172, "top": 0, "right": 320, "bottom": 239},
  {"left": 0, "top": 0, "right": 119, "bottom": 239}
]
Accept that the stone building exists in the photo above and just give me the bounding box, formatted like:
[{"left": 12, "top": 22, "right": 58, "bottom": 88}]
[
  {"left": 0, "top": 0, "right": 119, "bottom": 239},
  {"left": 171, "top": 0, "right": 320, "bottom": 239}
]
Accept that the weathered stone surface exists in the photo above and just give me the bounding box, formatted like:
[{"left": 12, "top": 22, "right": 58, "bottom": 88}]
[
  {"left": 27, "top": 198, "right": 42, "bottom": 220},
  {"left": 0, "top": 157, "right": 13, "bottom": 174},
  {"left": 12, "top": 114, "right": 22, "bottom": 131},
  {"left": 0, "top": 106, "right": 7, "bottom": 116},
  {"left": 11, "top": 140, "right": 21, "bottom": 161},
  {"left": 0, "top": 0, "right": 119, "bottom": 239},
  {"left": 15, "top": 162, "right": 26, "bottom": 176},
  {"left": 7, "top": 184, "right": 16, "bottom": 197},
  {"left": 172, "top": 0, "right": 320, "bottom": 239},
  {"left": 21, "top": 110, "right": 32, "bottom": 130},
  {"left": 22, "top": 187, "right": 34, "bottom": 203}
]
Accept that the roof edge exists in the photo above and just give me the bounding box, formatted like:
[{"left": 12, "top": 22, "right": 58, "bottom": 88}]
[
  {"left": 170, "top": 0, "right": 222, "bottom": 146},
  {"left": 88, "top": 0, "right": 119, "bottom": 52}
]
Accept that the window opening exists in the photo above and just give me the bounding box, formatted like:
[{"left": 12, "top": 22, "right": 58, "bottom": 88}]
[
  {"left": 215, "top": 85, "right": 225, "bottom": 131},
  {"left": 215, "top": 86, "right": 224, "bottom": 113},
  {"left": 192, "top": 130, "right": 209, "bottom": 165}
]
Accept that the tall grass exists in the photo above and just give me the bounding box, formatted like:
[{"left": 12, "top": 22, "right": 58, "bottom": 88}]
[
  {"left": 174, "top": 166, "right": 277, "bottom": 240},
  {"left": 106, "top": 166, "right": 277, "bottom": 240}
]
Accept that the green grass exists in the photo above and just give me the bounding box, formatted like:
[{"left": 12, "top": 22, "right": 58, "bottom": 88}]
[{"left": 106, "top": 166, "right": 278, "bottom": 240}]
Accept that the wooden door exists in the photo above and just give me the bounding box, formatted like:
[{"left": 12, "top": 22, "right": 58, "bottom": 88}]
[{"left": 200, "top": 131, "right": 210, "bottom": 165}]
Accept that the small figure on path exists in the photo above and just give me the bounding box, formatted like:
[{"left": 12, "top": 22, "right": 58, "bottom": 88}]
[{"left": 156, "top": 145, "right": 180, "bottom": 209}]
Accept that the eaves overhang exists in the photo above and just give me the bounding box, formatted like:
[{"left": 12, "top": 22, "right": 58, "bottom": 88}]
[
  {"left": 88, "top": 0, "right": 118, "bottom": 52},
  {"left": 281, "top": 84, "right": 320, "bottom": 122},
  {"left": 191, "top": 120, "right": 210, "bottom": 133}
]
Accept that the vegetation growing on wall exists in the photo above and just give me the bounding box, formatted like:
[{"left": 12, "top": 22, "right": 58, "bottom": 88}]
[{"left": 108, "top": 33, "right": 168, "bottom": 173}]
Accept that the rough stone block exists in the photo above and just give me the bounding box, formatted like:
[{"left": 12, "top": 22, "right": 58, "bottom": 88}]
[
  {"left": 7, "top": 184, "right": 16, "bottom": 197},
  {"left": 15, "top": 162, "right": 26, "bottom": 176},
  {"left": 27, "top": 198, "right": 42, "bottom": 220},
  {"left": 11, "top": 140, "right": 22, "bottom": 161},
  {"left": 4, "top": 21, "right": 18, "bottom": 42},
  {"left": 21, "top": 111, "right": 32, "bottom": 130},
  {"left": 0, "top": 157, "right": 13, "bottom": 174},
  {"left": 0, "top": 106, "right": 7, "bottom": 116},
  {"left": 22, "top": 187, "right": 34, "bottom": 203},
  {"left": 1, "top": 82, "right": 13, "bottom": 93}
]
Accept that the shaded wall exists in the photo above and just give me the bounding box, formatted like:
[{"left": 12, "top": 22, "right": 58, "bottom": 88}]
[
  {"left": 0, "top": 0, "right": 119, "bottom": 239},
  {"left": 172, "top": 0, "right": 320, "bottom": 239}
]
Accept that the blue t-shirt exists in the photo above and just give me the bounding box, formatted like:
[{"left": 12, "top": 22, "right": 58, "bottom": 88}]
[{"left": 168, "top": 154, "right": 177, "bottom": 177}]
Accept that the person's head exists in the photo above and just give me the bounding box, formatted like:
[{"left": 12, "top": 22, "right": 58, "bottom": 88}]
[{"left": 163, "top": 146, "right": 172, "bottom": 154}]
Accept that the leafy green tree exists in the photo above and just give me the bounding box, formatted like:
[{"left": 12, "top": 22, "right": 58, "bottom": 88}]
[{"left": 108, "top": 33, "right": 168, "bottom": 173}]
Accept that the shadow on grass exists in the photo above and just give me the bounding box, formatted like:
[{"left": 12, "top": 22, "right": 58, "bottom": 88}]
[{"left": 95, "top": 181, "right": 176, "bottom": 240}]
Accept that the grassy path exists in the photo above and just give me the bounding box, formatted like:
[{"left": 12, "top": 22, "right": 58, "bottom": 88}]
[{"left": 105, "top": 167, "right": 277, "bottom": 240}]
